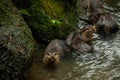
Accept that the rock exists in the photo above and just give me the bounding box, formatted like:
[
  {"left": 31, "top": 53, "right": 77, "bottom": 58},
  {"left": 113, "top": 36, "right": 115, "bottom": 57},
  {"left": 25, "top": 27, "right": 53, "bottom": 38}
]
[
  {"left": 12, "top": 0, "right": 77, "bottom": 44},
  {"left": 0, "top": 0, "right": 35, "bottom": 80}
]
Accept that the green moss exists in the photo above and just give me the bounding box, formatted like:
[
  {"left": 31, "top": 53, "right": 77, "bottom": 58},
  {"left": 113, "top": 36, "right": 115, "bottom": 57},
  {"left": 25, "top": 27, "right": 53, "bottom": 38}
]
[
  {"left": 12, "top": 0, "right": 77, "bottom": 44},
  {"left": 40, "top": 0, "right": 64, "bottom": 17},
  {"left": 19, "top": 9, "right": 30, "bottom": 16},
  {"left": 0, "top": 0, "right": 35, "bottom": 79}
]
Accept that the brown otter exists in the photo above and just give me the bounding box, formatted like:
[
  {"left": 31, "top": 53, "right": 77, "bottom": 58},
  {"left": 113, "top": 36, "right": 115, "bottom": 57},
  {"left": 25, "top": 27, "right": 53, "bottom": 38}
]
[
  {"left": 95, "top": 13, "right": 119, "bottom": 35},
  {"left": 43, "top": 39, "right": 71, "bottom": 67},
  {"left": 66, "top": 26, "right": 94, "bottom": 53},
  {"left": 79, "top": 0, "right": 119, "bottom": 35}
]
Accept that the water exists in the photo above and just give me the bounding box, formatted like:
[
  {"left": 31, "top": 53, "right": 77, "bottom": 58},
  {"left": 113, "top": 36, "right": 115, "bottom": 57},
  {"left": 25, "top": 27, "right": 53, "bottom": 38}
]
[{"left": 27, "top": 0, "right": 120, "bottom": 80}]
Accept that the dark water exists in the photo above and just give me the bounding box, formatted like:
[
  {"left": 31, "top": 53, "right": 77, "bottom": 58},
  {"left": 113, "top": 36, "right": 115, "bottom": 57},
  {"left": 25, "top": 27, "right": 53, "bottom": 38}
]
[{"left": 27, "top": 0, "right": 120, "bottom": 80}]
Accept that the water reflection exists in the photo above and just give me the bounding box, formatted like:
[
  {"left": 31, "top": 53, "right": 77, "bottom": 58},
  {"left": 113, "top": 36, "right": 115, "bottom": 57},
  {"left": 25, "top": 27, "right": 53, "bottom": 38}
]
[
  {"left": 102, "top": 0, "right": 120, "bottom": 8},
  {"left": 27, "top": 0, "right": 120, "bottom": 80}
]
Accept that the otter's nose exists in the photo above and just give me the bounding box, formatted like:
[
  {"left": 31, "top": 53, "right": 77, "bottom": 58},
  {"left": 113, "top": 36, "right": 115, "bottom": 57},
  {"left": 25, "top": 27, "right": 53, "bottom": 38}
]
[
  {"left": 51, "top": 56, "right": 55, "bottom": 60},
  {"left": 49, "top": 56, "right": 55, "bottom": 62}
]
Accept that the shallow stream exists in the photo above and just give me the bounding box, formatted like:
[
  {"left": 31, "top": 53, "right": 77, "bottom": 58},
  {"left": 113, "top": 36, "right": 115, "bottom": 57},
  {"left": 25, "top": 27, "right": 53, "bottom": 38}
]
[{"left": 27, "top": 0, "right": 120, "bottom": 80}]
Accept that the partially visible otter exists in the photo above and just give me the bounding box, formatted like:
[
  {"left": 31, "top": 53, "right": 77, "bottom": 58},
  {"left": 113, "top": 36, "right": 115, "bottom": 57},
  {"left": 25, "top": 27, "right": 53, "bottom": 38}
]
[
  {"left": 80, "top": 0, "right": 104, "bottom": 24},
  {"left": 66, "top": 26, "right": 94, "bottom": 53},
  {"left": 43, "top": 39, "right": 71, "bottom": 67},
  {"left": 79, "top": 0, "right": 119, "bottom": 35},
  {"left": 95, "top": 13, "right": 119, "bottom": 35}
]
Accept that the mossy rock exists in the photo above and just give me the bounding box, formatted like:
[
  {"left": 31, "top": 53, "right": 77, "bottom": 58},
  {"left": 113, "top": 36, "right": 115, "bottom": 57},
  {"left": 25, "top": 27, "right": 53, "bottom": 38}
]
[
  {"left": 0, "top": 0, "right": 35, "bottom": 80},
  {"left": 12, "top": 0, "right": 77, "bottom": 44}
]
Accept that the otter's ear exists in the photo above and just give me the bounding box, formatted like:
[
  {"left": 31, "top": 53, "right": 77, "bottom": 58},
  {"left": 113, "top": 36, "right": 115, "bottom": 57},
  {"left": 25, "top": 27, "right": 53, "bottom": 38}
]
[
  {"left": 80, "top": 27, "right": 89, "bottom": 33},
  {"left": 79, "top": 28, "right": 85, "bottom": 33}
]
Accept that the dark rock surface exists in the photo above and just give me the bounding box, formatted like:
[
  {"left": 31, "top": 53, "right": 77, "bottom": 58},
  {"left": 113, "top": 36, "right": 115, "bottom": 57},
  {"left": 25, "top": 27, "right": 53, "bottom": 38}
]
[{"left": 0, "top": 0, "right": 35, "bottom": 80}]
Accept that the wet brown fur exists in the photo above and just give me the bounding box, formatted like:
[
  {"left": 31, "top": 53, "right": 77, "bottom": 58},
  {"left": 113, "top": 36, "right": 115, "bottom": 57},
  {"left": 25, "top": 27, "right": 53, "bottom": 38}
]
[
  {"left": 79, "top": 0, "right": 119, "bottom": 35},
  {"left": 66, "top": 26, "right": 94, "bottom": 53},
  {"left": 43, "top": 39, "right": 71, "bottom": 67}
]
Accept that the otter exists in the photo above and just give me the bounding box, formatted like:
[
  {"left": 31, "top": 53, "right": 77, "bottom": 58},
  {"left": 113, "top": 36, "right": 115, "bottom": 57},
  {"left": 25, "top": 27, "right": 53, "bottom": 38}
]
[
  {"left": 66, "top": 26, "right": 94, "bottom": 53},
  {"left": 79, "top": 0, "right": 119, "bottom": 35},
  {"left": 95, "top": 13, "right": 119, "bottom": 35},
  {"left": 43, "top": 39, "right": 71, "bottom": 67}
]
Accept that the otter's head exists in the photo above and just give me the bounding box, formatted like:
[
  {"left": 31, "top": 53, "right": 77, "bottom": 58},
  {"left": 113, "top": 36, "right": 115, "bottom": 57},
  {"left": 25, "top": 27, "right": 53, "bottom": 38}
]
[
  {"left": 43, "top": 52, "right": 60, "bottom": 67},
  {"left": 80, "top": 26, "right": 95, "bottom": 42},
  {"left": 96, "top": 15, "right": 119, "bottom": 35}
]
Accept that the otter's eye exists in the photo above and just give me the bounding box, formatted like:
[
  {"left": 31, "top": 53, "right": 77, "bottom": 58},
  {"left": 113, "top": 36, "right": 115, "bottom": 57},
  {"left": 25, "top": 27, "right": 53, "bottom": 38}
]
[{"left": 54, "top": 53, "right": 58, "bottom": 56}]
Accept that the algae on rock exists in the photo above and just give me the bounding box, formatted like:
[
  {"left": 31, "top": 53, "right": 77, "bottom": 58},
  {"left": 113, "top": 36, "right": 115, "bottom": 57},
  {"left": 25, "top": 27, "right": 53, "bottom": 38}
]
[
  {"left": 13, "top": 0, "right": 77, "bottom": 44},
  {"left": 0, "top": 0, "right": 35, "bottom": 80}
]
